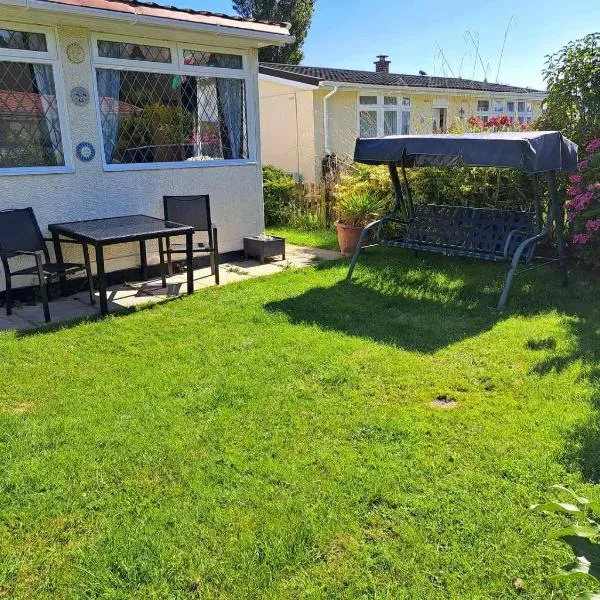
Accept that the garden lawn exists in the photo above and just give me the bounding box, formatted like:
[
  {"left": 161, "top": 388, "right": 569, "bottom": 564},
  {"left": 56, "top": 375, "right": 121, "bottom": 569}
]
[
  {"left": 267, "top": 226, "right": 339, "bottom": 251},
  {"left": 0, "top": 248, "right": 599, "bottom": 599}
]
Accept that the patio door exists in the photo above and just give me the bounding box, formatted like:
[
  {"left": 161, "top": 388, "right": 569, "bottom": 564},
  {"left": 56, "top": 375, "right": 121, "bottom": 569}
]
[{"left": 432, "top": 108, "right": 447, "bottom": 133}]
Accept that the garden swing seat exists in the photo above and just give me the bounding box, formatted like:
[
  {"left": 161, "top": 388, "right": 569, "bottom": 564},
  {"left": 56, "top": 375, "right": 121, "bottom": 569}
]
[
  {"left": 347, "top": 131, "right": 578, "bottom": 310},
  {"left": 383, "top": 204, "right": 537, "bottom": 263}
]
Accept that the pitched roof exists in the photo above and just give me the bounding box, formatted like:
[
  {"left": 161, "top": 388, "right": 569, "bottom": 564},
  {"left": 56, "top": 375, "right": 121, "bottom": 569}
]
[
  {"left": 259, "top": 63, "right": 545, "bottom": 94},
  {"left": 37, "top": 0, "right": 292, "bottom": 36}
]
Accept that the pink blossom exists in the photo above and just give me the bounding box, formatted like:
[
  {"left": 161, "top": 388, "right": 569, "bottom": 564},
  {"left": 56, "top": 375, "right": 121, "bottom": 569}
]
[
  {"left": 572, "top": 233, "right": 592, "bottom": 245},
  {"left": 567, "top": 186, "right": 582, "bottom": 197},
  {"left": 578, "top": 160, "right": 589, "bottom": 170},
  {"left": 587, "top": 139, "right": 600, "bottom": 154},
  {"left": 569, "top": 174, "right": 583, "bottom": 184},
  {"left": 586, "top": 218, "right": 600, "bottom": 232}
]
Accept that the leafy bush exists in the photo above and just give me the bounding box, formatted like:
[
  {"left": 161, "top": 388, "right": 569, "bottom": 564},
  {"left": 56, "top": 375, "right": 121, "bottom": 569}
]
[
  {"left": 287, "top": 211, "right": 325, "bottom": 231},
  {"left": 566, "top": 138, "right": 600, "bottom": 268},
  {"left": 335, "top": 164, "right": 395, "bottom": 206},
  {"left": 531, "top": 485, "right": 600, "bottom": 595},
  {"left": 262, "top": 165, "right": 297, "bottom": 226},
  {"left": 538, "top": 32, "right": 600, "bottom": 148},
  {"left": 334, "top": 193, "right": 385, "bottom": 227}
]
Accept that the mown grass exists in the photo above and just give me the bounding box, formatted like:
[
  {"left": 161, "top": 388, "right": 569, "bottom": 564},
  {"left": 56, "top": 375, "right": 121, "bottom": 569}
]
[
  {"left": 0, "top": 248, "right": 599, "bottom": 598},
  {"left": 267, "top": 226, "right": 339, "bottom": 251}
]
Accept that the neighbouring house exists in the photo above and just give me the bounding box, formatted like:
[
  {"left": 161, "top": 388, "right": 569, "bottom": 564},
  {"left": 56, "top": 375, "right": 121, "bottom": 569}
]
[
  {"left": 0, "top": 0, "right": 291, "bottom": 291},
  {"left": 259, "top": 56, "right": 547, "bottom": 183}
]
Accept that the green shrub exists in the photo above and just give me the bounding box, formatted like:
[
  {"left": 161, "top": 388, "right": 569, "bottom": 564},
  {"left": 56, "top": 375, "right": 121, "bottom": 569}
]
[
  {"left": 262, "top": 165, "right": 297, "bottom": 226},
  {"left": 287, "top": 211, "right": 325, "bottom": 231},
  {"left": 335, "top": 164, "right": 394, "bottom": 206},
  {"left": 334, "top": 193, "right": 385, "bottom": 227}
]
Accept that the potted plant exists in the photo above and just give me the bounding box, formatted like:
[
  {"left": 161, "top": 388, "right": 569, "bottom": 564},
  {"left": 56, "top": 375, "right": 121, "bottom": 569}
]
[{"left": 334, "top": 193, "right": 384, "bottom": 256}]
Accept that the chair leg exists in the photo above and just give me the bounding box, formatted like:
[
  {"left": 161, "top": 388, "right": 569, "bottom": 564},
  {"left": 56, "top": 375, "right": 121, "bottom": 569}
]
[
  {"left": 166, "top": 236, "right": 173, "bottom": 276},
  {"left": 5, "top": 275, "right": 12, "bottom": 316},
  {"left": 40, "top": 279, "right": 50, "bottom": 323},
  {"left": 83, "top": 244, "right": 95, "bottom": 306},
  {"left": 158, "top": 237, "right": 167, "bottom": 288}
]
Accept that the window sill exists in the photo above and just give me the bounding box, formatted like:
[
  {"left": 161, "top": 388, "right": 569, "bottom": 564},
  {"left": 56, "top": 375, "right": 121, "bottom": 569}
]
[
  {"left": 0, "top": 166, "right": 75, "bottom": 177},
  {"left": 102, "top": 159, "right": 257, "bottom": 172}
]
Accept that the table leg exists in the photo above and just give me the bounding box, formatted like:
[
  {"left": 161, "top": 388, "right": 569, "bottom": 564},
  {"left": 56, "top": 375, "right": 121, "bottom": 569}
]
[
  {"left": 52, "top": 232, "right": 68, "bottom": 296},
  {"left": 82, "top": 244, "right": 95, "bottom": 305},
  {"left": 186, "top": 230, "right": 194, "bottom": 295},
  {"left": 95, "top": 245, "right": 108, "bottom": 316},
  {"left": 139, "top": 240, "right": 147, "bottom": 281}
]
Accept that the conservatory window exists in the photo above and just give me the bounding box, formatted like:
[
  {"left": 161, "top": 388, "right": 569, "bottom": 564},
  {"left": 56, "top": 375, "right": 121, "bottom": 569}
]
[
  {"left": 0, "top": 26, "right": 69, "bottom": 172},
  {"left": 95, "top": 69, "right": 248, "bottom": 165},
  {"left": 92, "top": 35, "right": 251, "bottom": 167},
  {"left": 358, "top": 94, "right": 411, "bottom": 137}
]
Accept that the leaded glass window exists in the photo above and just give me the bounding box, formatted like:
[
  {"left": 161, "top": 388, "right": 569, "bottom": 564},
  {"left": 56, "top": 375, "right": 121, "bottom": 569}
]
[
  {"left": 183, "top": 49, "right": 243, "bottom": 70},
  {"left": 97, "top": 40, "right": 171, "bottom": 63},
  {"left": 0, "top": 29, "right": 47, "bottom": 52},
  {"left": 96, "top": 68, "right": 248, "bottom": 164}
]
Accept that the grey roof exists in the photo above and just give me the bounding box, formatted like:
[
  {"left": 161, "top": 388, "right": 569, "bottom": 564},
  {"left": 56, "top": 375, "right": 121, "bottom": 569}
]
[
  {"left": 354, "top": 132, "right": 577, "bottom": 173},
  {"left": 259, "top": 63, "right": 545, "bottom": 94}
]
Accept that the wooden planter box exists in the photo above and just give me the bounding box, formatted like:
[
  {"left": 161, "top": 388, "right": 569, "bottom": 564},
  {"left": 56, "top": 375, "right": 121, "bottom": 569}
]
[{"left": 243, "top": 235, "right": 285, "bottom": 263}]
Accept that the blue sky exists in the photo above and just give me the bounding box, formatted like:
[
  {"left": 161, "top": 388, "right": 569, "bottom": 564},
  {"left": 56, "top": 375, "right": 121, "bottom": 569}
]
[{"left": 181, "top": 0, "right": 598, "bottom": 90}]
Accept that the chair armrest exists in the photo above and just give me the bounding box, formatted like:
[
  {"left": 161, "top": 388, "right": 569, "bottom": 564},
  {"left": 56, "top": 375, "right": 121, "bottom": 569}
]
[
  {"left": 503, "top": 229, "right": 533, "bottom": 259},
  {"left": 43, "top": 237, "right": 82, "bottom": 245},
  {"left": 2, "top": 248, "right": 41, "bottom": 257}
]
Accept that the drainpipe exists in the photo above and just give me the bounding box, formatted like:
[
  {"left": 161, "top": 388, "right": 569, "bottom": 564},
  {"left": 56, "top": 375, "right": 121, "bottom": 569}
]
[{"left": 323, "top": 85, "right": 339, "bottom": 155}]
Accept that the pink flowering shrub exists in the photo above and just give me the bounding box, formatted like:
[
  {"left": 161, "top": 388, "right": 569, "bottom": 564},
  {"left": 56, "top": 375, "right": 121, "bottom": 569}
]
[{"left": 566, "top": 138, "right": 600, "bottom": 267}]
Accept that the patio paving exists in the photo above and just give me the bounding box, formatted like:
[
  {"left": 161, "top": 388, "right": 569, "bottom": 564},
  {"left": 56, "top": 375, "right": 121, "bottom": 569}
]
[{"left": 0, "top": 244, "right": 342, "bottom": 332}]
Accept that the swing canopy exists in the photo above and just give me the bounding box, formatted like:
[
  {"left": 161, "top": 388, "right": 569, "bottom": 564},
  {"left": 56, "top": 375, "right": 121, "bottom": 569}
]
[{"left": 354, "top": 131, "right": 578, "bottom": 173}]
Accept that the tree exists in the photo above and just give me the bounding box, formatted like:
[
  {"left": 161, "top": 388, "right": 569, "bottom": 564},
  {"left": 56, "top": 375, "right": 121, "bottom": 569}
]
[
  {"left": 539, "top": 32, "right": 600, "bottom": 146},
  {"left": 232, "top": 0, "right": 315, "bottom": 64}
]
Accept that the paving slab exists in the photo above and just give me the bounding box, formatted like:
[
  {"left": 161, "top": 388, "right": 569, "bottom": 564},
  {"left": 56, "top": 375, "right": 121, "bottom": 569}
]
[{"left": 0, "top": 243, "right": 343, "bottom": 332}]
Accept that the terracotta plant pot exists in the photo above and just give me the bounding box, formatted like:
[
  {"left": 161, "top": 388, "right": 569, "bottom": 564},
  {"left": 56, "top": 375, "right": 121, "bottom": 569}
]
[{"left": 336, "top": 222, "right": 364, "bottom": 256}]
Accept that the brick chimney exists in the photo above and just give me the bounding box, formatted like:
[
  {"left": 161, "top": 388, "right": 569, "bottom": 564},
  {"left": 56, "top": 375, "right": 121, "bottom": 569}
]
[{"left": 374, "top": 55, "right": 391, "bottom": 73}]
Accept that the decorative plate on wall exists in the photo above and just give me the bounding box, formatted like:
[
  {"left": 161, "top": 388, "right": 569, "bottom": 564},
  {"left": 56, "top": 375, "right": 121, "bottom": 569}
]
[
  {"left": 66, "top": 43, "right": 85, "bottom": 64},
  {"left": 76, "top": 141, "right": 96, "bottom": 162},
  {"left": 71, "top": 86, "right": 89, "bottom": 106}
]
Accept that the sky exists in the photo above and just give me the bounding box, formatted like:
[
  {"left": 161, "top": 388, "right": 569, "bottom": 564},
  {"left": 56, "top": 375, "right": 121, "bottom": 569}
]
[{"left": 178, "top": 0, "right": 599, "bottom": 90}]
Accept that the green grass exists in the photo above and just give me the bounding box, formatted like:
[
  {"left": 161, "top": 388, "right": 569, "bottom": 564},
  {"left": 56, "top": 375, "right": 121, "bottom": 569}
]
[
  {"left": 267, "top": 226, "right": 339, "bottom": 250},
  {"left": 1, "top": 249, "right": 599, "bottom": 598}
]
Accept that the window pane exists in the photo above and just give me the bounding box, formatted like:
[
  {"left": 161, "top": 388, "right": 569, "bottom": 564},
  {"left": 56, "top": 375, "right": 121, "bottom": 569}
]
[
  {"left": 401, "top": 111, "right": 410, "bottom": 134},
  {"left": 383, "top": 110, "right": 397, "bottom": 135},
  {"left": 506, "top": 101, "right": 515, "bottom": 112},
  {"left": 494, "top": 100, "right": 504, "bottom": 112},
  {"left": 383, "top": 96, "right": 397, "bottom": 105},
  {"left": 517, "top": 101, "right": 526, "bottom": 112},
  {"left": 481, "top": 115, "right": 489, "bottom": 124},
  {"left": 183, "top": 49, "right": 243, "bottom": 70},
  {"left": 402, "top": 97, "right": 411, "bottom": 108},
  {"left": 98, "top": 40, "right": 171, "bottom": 63},
  {"left": 96, "top": 68, "right": 248, "bottom": 164},
  {"left": 0, "top": 61, "right": 64, "bottom": 168},
  {"left": 359, "top": 110, "right": 377, "bottom": 137},
  {"left": 359, "top": 96, "right": 377, "bottom": 105},
  {"left": 526, "top": 102, "right": 532, "bottom": 113},
  {"left": 477, "top": 100, "right": 489, "bottom": 112},
  {"left": 0, "top": 29, "right": 47, "bottom": 52}
]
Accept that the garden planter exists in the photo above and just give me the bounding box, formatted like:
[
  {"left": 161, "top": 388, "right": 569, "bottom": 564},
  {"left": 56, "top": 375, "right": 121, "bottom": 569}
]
[
  {"left": 244, "top": 235, "right": 285, "bottom": 263},
  {"left": 336, "top": 222, "right": 363, "bottom": 256}
]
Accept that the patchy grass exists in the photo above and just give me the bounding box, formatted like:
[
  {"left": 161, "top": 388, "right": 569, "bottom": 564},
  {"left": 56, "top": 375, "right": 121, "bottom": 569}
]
[
  {"left": 0, "top": 248, "right": 599, "bottom": 598},
  {"left": 267, "top": 226, "right": 339, "bottom": 250}
]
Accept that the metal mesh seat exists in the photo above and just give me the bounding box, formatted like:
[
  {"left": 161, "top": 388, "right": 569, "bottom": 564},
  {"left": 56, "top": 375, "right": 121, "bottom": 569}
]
[
  {"left": 161, "top": 195, "right": 219, "bottom": 285},
  {"left": 0, "top": 208, "right": 94, "bottom": 322},
  {"left": 383, "top": 204, "right": 537, "bottom": 263}
]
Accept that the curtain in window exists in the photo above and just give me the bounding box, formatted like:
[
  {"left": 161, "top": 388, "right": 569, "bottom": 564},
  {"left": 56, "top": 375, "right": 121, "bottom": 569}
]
[
  {"left": 32, "top": 64, "right": 63, "bottom": 165},
  {"left": 216, "top": 78, "right": 244, "bottom": 159},
  {"left": 97, "top": 68, "right": 121, "bottom": 162}
]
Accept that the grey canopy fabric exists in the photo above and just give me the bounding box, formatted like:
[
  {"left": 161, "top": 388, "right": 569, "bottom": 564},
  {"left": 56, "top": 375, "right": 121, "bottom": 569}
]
[{"left": 354, "top": 131, "right": 578, "bottom": 173}]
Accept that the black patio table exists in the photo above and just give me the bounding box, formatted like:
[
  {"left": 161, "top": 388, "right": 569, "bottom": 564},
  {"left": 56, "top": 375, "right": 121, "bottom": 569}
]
[{"left": 48, "top": 214, "right": 195, "bottom": 316}]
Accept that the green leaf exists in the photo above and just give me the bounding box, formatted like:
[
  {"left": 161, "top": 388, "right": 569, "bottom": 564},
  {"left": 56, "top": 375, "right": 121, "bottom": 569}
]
[
  {"left": 577, "top": 592, "right": 600, "bottom": 600},
  {"left": 588, "top": 503, "right": 600, "bottom": 518},
  {"left": 530, "top": 502, "right": 582, "bottom": 514},
  {"left": 550, "top": 525, "right": 600, "bottom": 540},
  {"left": 551, "top": 484, "right": 590, "bottom": 505},
  {"left": 550, "top": 558, "right": 600, "bottom": 583}
]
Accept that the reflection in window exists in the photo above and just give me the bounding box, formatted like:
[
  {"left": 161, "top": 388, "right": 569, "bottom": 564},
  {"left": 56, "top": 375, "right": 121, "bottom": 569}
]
[
  {"left": 0, "top": 61, "right": 64, "bottom": 167},
  {"left": 97, "top": 40, "right": 171, "bottom": 63},
  {"left": 183, "top": 49, "right": 243, "bottom": 70},
  {"left": 477, "top": 100, "right": 489, "bottom": 112},
  {"left": 0, "top": 29, "right": 47, "bottom": 52},
  {"left": 359, "top": 96, "right": 377, "bottom": 105},
  {"left": 359, "top": 110, "right": 377, "bottom": 137},
  {"left": 384, "top": 110, "right": 397, "bottom": 135},
  {"left": 96, "top": 68, "right": 248, "bottom": 164}
]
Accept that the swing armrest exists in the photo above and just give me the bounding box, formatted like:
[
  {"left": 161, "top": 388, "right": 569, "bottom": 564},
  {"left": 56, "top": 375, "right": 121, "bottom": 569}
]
[{"left": 503, "top": 229, "right": 535, "bottom": 259}]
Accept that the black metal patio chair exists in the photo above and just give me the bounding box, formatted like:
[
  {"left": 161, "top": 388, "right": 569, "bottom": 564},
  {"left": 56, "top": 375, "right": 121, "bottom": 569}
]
[
  {"left": 161, "top": 195, "right": 219, "bottom": 286},
  {"left": 0, "top": 208, "right": 94, "bottom": 323}
]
